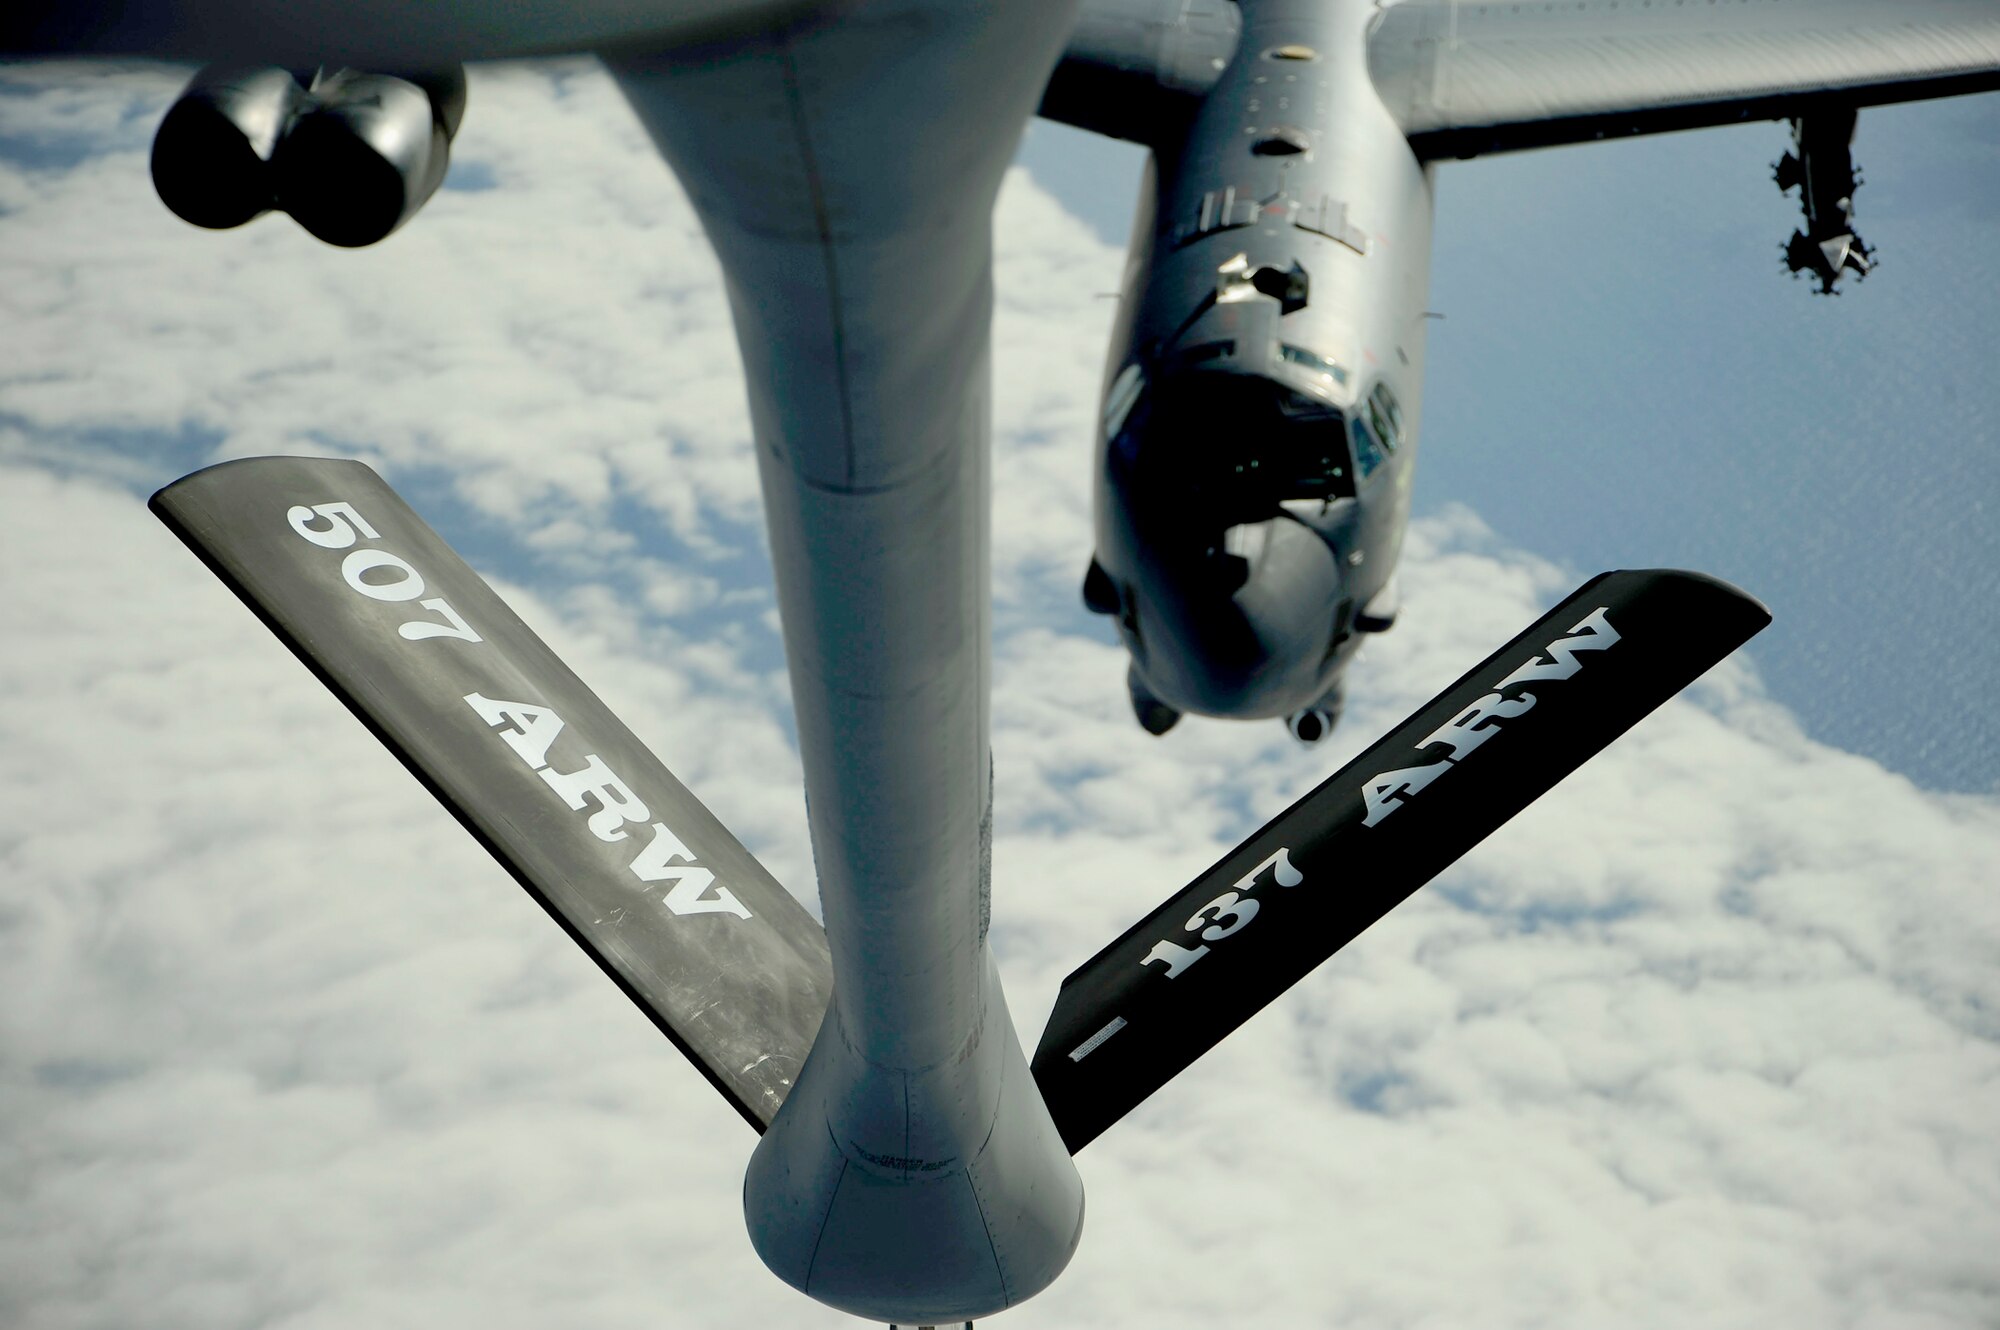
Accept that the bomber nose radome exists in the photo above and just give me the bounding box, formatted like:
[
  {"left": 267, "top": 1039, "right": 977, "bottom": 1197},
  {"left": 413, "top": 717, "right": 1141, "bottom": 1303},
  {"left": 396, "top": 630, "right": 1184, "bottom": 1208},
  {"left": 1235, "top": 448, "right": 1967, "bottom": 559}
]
[
  {"left": 1101, "top": 368, "right": 1357, "bottom": 722},
  {"left": 1141, "top": 512, "right": 1347, "bottom": 718}
]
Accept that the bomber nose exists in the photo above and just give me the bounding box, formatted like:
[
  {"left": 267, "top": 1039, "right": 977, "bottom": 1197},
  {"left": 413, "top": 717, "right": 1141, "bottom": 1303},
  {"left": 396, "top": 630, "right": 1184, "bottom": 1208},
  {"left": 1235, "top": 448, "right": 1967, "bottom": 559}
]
[
  {"left": 1103, "top": 368, "right": 1358, "bottom": 723},
  {"left": 1143, "top": 513, "right": 1346, "bottom": 718}
]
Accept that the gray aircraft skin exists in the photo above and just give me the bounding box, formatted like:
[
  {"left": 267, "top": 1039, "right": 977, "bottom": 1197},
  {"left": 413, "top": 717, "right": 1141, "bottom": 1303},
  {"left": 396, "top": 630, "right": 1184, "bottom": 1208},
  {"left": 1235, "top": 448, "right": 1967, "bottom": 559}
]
[
  {"left": 601, "top": 15, "right": 1092, "bottom": 1321},
  {"left": 1067, "top": 0, "right": 2000, "bottom": 742},
  {"left": 1083, "top": 0, "right": 1428, "bottom": 742},
  {"left": 9, "top": 0, "right": 1999, "bottom": 1324}
]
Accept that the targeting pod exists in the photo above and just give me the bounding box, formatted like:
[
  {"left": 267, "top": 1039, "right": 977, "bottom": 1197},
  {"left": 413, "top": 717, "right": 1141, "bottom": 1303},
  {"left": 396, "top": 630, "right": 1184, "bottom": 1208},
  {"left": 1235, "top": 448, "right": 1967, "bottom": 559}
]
[{"left": 150, "top": 64, "right": 466, "bottom": 248}]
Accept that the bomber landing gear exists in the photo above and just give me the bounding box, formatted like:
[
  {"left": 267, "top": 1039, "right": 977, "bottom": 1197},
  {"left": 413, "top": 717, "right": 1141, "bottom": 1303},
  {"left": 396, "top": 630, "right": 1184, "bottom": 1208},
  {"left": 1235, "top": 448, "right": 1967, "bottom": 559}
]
[
  {"left": 1082, "top": 556, "right": 1119, "bottom": 616},
  {"left": 1287, "top": 708, "right": 1334, "bottom": 744},
  {"left": 1286, "top": 682, "right": 1344, "bottom": 746},
  {"left": 1128, "top": 665, "right": 1182, "bottom": 736},
  {"left": 1774, "top": 108, "right": 1873, "bottom": 295}
]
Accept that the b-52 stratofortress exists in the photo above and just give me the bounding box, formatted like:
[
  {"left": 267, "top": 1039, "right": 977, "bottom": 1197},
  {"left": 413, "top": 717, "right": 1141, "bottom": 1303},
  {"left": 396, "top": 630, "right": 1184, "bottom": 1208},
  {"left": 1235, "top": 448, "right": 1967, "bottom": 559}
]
[{"left": 8, "top": 1, "right": 1996, "bottom": 1324}]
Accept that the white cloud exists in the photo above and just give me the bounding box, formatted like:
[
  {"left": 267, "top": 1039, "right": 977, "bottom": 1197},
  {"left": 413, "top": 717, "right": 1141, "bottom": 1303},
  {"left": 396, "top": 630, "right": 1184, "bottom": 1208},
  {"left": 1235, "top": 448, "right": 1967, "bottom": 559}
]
[
  {"left": 1, "top": 61, "right": 759, "bottom": 551},
  {"left": 2, "top": 58, "right": 1997, "bottom": 1330}
]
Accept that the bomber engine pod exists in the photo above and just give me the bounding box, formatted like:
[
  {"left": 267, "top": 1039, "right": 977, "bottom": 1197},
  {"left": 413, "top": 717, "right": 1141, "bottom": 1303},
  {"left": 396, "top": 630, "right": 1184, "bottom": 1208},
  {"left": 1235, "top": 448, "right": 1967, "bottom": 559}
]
[
  {"left": 150, "top": 64, "right": 465, "bottom": 247},
  {"left": 150, "top": 66, "right": 306, "bottom": 230},
  {"left": 276, "top": 67, "right": 465, "bottom": 248}
]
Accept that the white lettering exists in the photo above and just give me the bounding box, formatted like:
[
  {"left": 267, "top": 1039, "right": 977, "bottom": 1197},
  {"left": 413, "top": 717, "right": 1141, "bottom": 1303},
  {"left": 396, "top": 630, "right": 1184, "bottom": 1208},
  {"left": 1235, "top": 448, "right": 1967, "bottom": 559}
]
[
  {"left": 1419, "top": 691, "right": 1538, "bottom": 761},
  {"left": 1186, "top": 890, "right": 1259, "bottom": 942},
  {"left": 463, "top": 693, "right": 565, "bottom": 769},
  {"left": 461, "top": 698, "right": 750, "bottom": 919},
  {"left": 287, "top": 500, "right": 380, "bottom": 549},
  {"left": 1234, "top": 846, "right": 1303, "bottom": 893},
  {"left": 1360, "top": 606, "right": 1620, "bottom": 828},
  {"left": 1361, "top": 762, "right": 1452, "bottom": 828},
  {"left": 340, "top": 547, "right": 427, "bottom": 602},
  {"left": 1496, "top": 606, "right": 1619, "bottom": 690},
  {"left": 399, "top": 597, "right": 482, "bottom": 643},
  {"left": 1136, "top": 844, "right": 1302, "bottom": 978},
  {"left": 539, "top": 754, "right": 650, "bottom": 842},
  {"left": 628, "top": 822, "right": 752, "bottom": 919},
  {"left": 1141, "top": 938, "right": 1211, "bottom": 978}
]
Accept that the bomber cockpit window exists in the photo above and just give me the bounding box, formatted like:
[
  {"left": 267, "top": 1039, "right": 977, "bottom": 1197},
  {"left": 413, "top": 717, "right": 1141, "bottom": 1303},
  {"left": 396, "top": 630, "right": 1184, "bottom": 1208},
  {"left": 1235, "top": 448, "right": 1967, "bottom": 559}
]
[
  {"left": 1269, "top": 388, "right": 1353, "bottom": 501},
  {"left": 1351, "top": 412, "right": 1386, "bottom": 480},
  {"left": 1169, "top": 340, "right": 1236, "bottom": 370},
  {"left": 1279, "top": 343, "right": 1349, "bottom": 388},
  {"left": 1111, "top": 374, "right": 1358, "bottom": 517},
  {"left": 1103, "top": 363, "right": 1145, "bottom": 440},
  {"left": 1365, "top": 382, "right": 1404, "bottom": 452}
]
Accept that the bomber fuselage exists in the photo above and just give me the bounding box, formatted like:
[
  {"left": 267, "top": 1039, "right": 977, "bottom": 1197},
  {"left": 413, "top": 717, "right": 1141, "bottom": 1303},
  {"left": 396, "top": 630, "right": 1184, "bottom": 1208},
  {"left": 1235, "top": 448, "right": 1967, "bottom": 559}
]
[{"left": 1094, "top": 0, "right": 1434, "bottom": 735}]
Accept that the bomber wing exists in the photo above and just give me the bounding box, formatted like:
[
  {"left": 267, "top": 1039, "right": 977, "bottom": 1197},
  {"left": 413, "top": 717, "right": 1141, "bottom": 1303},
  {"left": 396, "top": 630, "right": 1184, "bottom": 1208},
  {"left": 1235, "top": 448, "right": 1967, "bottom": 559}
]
[
  {"left": 1367, "top": 0, "right": 2000, "bottom": 160},
  {"left": 1037, "top": 0, "right": 1243, "bottom": 145}
]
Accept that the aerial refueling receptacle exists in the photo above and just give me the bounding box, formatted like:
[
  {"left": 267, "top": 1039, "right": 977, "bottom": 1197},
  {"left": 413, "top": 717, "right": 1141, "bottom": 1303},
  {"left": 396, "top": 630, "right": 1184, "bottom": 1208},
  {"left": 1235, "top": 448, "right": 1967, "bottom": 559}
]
[{"left": 151, "top": 64, "right": 466, "bottom": 248}]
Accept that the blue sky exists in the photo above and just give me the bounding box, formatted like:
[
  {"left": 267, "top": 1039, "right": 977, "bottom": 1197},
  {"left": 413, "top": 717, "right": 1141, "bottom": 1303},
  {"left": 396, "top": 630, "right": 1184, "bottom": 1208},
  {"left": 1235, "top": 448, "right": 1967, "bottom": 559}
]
[
  {"left": 1023, "top": 92, "right": 2000, "bottom": 793},
  {"left": 2, "top": 53, "right": 1997, "bottom": 1330}
]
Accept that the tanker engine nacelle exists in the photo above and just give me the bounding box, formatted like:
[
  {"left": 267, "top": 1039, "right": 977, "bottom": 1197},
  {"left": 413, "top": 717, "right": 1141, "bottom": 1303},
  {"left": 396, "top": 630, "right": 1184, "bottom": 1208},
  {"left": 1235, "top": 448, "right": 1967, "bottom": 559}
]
[{"left": 151, "top": 64, "right": 466, "bottom": 248}]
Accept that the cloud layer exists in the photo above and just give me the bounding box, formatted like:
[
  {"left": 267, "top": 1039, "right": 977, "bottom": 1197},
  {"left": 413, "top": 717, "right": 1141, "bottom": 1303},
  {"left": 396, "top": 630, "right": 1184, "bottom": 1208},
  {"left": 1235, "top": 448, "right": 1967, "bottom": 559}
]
[{"left": 2, "top": 60, "right": 1996, "bottom": 1330}]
